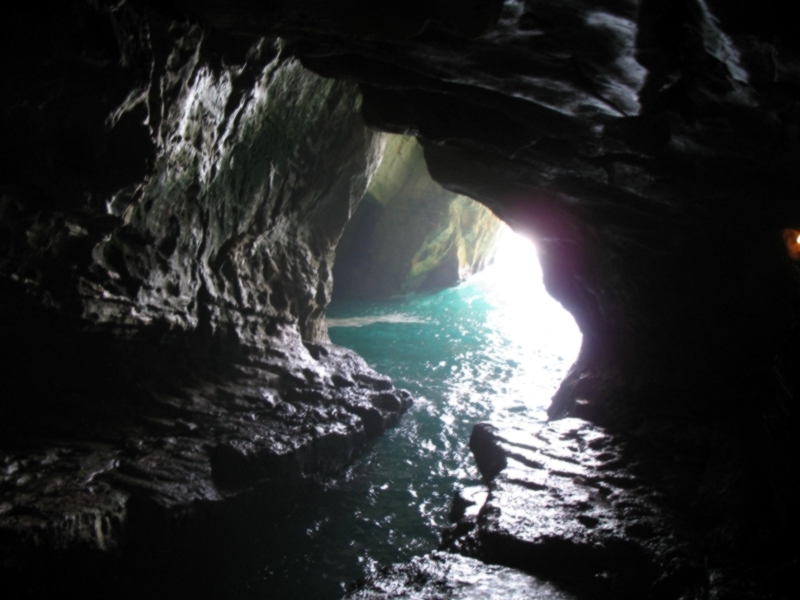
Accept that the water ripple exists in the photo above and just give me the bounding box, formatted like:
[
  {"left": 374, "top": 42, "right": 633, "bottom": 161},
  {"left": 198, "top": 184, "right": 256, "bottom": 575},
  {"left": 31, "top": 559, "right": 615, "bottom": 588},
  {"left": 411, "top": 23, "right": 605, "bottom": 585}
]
[{"left": 233, "top": 231, "right": 581, "bottom": 599}]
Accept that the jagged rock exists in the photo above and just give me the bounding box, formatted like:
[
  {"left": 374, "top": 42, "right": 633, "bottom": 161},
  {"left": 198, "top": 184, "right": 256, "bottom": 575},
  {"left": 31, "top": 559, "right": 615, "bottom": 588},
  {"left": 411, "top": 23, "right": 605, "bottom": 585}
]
[
  {"left": 0, "top": 334, "right": 411, "bottom": 553},
  {"left": 0, "top": 0, "right": 412, "bottom": 580},
  {"left": 346, "top": 551, "right": 576, "bottom": 600},
  {"left": 2, "top": 1, "right": 800, "bottom": 598},
  {"left": 333, "top": 135, "right": 503, "bottom": 298},
  {"left": 0, "top": 29, "right": 381, "bottom": 345},
  {"left": 441, "top": 418, "right": 785, "bottom": 599}
]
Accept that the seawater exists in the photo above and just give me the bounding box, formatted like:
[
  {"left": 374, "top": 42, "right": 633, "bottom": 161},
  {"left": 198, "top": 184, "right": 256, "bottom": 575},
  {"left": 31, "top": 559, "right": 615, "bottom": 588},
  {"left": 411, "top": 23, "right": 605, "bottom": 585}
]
[{"left": 224, "top": 233, "right": 581, "bottom": 599}]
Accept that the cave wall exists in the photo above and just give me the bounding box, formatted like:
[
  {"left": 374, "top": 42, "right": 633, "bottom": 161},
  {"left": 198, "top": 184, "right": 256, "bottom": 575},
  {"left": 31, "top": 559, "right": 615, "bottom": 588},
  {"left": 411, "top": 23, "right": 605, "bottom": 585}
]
[
  {"left": 1, "top": 0, "right": 799, "bottom": 596},
  {"left": 0, "top": 3, "right": 383, "bottom": 347},
  {"left": 178, "top": 0, "right": 800, "bottom": 402},
  {"left": 2, "top": 0, "right": 790, "bottom": 421},
  {"left": 333, "top": 135, "right": 503, "bottom": 298},
  {"left": 0, "top": 0, "right": 415, "bottom": 570},
  {"left": 169, "top": 0, "right": 800, "bottom": 593}
]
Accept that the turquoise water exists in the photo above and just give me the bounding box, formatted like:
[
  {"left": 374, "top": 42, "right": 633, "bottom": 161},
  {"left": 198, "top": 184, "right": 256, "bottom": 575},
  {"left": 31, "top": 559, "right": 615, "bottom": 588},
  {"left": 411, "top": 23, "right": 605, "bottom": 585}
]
[{"left": 223, "top": 233, "right": 581, "bottom": 599}]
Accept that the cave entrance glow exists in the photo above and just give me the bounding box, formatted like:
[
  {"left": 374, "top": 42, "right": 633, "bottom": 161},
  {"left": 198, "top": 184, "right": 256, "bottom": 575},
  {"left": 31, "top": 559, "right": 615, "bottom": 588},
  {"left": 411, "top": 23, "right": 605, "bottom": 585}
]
[
  {"left": 328, "top": 223, "right": 582, "bottom": 422},
  {"left": 473, "top": 224, "right": 583, "bottom": 389},
  {"left": 268, "top": 133, "right": 582, "bottom": 597},
  {"left": 313, "top": 225, "right": 582, "bottom": 595}
]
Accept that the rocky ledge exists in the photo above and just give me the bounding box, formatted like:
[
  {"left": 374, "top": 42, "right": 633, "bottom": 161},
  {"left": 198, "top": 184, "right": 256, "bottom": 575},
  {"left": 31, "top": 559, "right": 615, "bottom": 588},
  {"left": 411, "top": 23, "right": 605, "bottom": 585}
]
[
  {"left": 1, "top": 327, "right": 410, "bottom": 593},
  {"left": 354, "top": 413, "right": 793, "bottom": 599},
  {"left": 450, "top": 419, "right": 701, "bottom": 599}
]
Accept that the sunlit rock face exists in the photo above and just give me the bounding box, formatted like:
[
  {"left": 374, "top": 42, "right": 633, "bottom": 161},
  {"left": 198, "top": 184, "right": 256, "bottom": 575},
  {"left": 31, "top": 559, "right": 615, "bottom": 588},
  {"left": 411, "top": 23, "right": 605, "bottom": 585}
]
[
  {"left": 0, "top": 0, "right": 412, "bottom": 574},
  {"left": 1, "top": 11, "right": 378, "bottom": 346},
  {"left": 333, "top": 135, "right": 503, "bottom": 298}
]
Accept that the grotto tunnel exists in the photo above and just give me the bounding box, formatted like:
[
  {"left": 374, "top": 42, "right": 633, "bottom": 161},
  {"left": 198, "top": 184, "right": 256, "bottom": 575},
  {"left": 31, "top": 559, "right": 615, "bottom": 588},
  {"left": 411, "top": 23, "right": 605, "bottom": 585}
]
[{"left": 1, "top": 1, "right": 800, "bottom": 599}]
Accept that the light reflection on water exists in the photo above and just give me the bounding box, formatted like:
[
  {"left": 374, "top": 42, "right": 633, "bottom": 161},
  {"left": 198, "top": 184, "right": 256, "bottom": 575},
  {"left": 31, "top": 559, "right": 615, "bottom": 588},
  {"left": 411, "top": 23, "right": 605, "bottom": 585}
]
[{"left": 232, "top": 230, "right": 581, "bottom": 599}]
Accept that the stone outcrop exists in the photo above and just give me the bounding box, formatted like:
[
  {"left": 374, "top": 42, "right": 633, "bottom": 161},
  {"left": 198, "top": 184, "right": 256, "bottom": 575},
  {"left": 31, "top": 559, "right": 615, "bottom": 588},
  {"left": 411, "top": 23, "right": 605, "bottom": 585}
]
[
  {"left": 356, "top": 411, "right": 793, "bottom": 598},
  {"left": 333, "top": 135, "right": 503, "bottom": 298},
  {"left": 448, "top": 420, "right": 706, "bottom": 599}
]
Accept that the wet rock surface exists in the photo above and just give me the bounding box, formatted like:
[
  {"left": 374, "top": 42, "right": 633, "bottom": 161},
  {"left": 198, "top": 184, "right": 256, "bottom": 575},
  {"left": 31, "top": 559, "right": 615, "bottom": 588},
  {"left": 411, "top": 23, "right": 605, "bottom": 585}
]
[
  {"left": 347, "top": 551, "right": 575, "bottom": 599},
  {"left": 2, "top": 1, "right": 800, "bottom": 597},
  {"left": 432, "top": 416, "right": 792, "bottom": 599},
  {"left": 0, "top": 0, "right": 412, "bottom": 587},
  {"left": 0, "top": 331, "right": 411, "bottom": 579},
  {"left": 449, "top": 420, "right": 700, "bottom": 598}
]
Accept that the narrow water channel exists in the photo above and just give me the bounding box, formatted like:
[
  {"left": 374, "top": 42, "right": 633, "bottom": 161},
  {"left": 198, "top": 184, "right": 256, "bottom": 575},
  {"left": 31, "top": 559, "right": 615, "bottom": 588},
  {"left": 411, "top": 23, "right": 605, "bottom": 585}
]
[{"left": 223, "top": 231, "right": 581, "bottom": 599}]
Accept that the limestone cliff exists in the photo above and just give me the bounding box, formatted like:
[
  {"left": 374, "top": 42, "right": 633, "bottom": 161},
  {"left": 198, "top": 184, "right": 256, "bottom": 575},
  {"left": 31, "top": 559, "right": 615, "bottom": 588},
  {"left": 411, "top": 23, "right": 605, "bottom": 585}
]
[{"left": 333, "top": 135, "right": 502, "bottom": 298}]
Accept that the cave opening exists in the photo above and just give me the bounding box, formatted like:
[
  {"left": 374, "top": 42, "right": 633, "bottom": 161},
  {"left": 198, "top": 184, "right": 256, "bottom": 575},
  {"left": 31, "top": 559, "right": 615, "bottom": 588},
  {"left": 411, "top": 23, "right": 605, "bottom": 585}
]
[
  {"left": 3, "top": 2, "right": 799, "bottom": 598},
  {"left": 298, "top": 134, "right": 583, "bottom": 597}
]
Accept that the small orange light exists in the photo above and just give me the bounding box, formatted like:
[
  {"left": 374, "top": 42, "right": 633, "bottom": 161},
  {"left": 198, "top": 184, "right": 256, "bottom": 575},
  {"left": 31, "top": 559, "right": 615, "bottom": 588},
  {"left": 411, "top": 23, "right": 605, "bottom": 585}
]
[{"left": 783, "top": 229, "right": 800, "bottom": 261}]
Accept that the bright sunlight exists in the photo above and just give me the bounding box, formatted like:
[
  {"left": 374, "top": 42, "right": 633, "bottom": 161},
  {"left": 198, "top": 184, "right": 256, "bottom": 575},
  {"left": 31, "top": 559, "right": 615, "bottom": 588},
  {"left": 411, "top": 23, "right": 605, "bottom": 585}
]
[{"left": 474, "top": 224, "right": 582, "bottom": 363}]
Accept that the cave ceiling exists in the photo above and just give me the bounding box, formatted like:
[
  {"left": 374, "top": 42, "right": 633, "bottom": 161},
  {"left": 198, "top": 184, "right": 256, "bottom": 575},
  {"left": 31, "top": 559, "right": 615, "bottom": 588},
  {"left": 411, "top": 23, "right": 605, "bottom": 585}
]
[
  {"left": 1, "top": 0, "right": 797, "bottom": 403},
  {"left": 177, "top": 0, "right": 800, "bottom": 388}
]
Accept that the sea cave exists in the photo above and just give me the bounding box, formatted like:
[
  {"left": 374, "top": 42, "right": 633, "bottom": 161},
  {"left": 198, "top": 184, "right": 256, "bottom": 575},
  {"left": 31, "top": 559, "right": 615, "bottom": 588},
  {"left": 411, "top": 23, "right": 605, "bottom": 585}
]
[{"left": 1, "top": 1, "right": 798, "bottom": 599}]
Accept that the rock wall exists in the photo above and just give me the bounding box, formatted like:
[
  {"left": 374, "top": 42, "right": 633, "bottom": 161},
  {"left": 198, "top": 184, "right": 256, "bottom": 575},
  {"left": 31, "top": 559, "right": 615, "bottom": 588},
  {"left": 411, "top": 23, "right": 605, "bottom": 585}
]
[
  {"left": 2, "top": 1, "right": 800, "bottom": 598},
  {"left": 180, "top": 0, "right": 800, "bottom": 393},
  {"left": 1, "top": 6, "right": 379, "bottom": 346},
  {"left": 0, "top": 0, "right": 413, "bottom": 581},
  {"left": 333, "top": 135, "right": 503, "bottom": 298}
]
